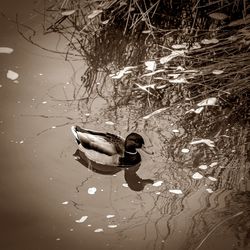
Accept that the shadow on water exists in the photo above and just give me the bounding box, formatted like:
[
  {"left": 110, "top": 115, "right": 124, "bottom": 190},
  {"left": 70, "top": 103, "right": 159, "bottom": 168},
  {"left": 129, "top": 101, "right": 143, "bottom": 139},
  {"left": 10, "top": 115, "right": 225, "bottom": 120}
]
[{"left": 74, "top": 149, "right": 154, "bottom": 192}]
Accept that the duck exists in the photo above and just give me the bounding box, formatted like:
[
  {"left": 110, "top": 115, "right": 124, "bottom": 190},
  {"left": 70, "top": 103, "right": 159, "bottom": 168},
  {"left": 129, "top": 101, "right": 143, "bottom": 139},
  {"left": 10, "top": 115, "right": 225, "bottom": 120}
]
[{"left": 71, "top": 125, "right": 146, "bottom": 167}]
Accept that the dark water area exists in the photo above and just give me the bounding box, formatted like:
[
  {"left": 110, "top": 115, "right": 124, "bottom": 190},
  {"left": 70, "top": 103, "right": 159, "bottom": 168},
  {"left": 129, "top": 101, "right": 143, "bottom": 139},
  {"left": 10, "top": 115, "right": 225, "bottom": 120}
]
[{"left": 0, "top": 1, "right": 249, "bottom": 250}]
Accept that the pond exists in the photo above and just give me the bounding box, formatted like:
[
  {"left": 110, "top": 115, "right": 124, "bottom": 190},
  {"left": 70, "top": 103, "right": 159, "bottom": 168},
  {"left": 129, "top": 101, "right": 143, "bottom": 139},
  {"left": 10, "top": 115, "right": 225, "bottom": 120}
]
[{"left": 0, "top": 1, "right": 249, "bottom": 250}]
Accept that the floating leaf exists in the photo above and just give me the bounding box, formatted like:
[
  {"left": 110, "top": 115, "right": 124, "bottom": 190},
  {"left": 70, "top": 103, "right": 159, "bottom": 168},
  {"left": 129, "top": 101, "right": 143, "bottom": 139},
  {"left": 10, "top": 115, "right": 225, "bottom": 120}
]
[
  {"left": 75, "top": 216, "right": 88, "bottom": 223},
  {"left": 198, "top": 165, "right": 208, "bottom": 170},
  {"left": 62, "top": 10, "right": 76, "bottom": 16},
  {"left": 7, "top": 70, "right": 19, "bottom": 80},
  {"left": 192, "top": 172, "right": 203, "bottom": 180},
  {"left": 212, "top": 69, "right": 224, "bottom": 75},
  {"left": 181, "top": 148, "right": 190, "bottom": 153},
  {"left": 172, "top": 129, "right": 180, "bottom": 133},
  {"left": 106, "top": 215, "right": 115, "bottom": 218},
  {"left": 206, "top": 188, "right": 213, "bottom": 193},
  {"left": 153, "top": 180, "right": 163, "bottom": 187},
  {"left": 172, "top": 43, "right": 188, "bottom": 49},
  {"left": 197, "top": 97, "right": 217, "bottom": 106},
  {"left": 143, "top": 107, "right": 167, "bottom": 120},
  {"left": 169, "top": 189, "right": 183, "bottom": 194},
  {"left": 145, "top": 60, "right": 156, "bottom": 71},
  {"left": 0, "top": 47, "right": 14, "bottom": 54},
  {"left": 88, "top": 187, "right": 97, "bottom": 195},
  {"left": 190, "top": 139, "right": 215, "bottom": 147},
  {"left": 62, "top": 201, "right": 69, "bottom": 205},
  {"left": 108, "top": 225, "right": 117, "bottom": 228},
  {"left": 88, "top": 10, "right": 103, "bottom": 19},
  {"left": 105, "top": 121, "right": 115, "bottom": 126},
  {"left": 209, "top": 12, "right": 228, "bottom": 20},
  {"left": 194, "top": 107, "right": 204, "bottom": 114},
  {"left": 209, "top": 162, "right": 218, "bottom": 167},
  {"left": 160, "top": 50, "right": 186, "bottom": 64},
  {"left": 208, "top": 176, "right": 217, "bottom": 181},
  {"left": 122, "top": 183, "right": 128, "bottom": 187},
  {"left": 201, "top": 38, "right": 219, "bottom": 45},
  {"left": 94, "top": 228, "right": 104, "bottom": 232}
]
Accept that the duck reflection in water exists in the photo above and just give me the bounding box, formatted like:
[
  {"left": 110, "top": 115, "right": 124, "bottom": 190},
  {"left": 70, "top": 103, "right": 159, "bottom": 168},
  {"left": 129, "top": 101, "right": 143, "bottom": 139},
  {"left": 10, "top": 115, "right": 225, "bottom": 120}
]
[
  {"left": 73, "top": 149, "right": 154, "bottom": 191},
  {"left": 71, "top": 126, "right": 154, "bottom": 191}
]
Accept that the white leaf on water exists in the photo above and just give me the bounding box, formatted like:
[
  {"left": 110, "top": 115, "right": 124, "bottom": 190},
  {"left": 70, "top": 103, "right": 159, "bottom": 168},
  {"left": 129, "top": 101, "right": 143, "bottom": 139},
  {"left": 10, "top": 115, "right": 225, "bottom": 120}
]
[
  {"left": 19, "top": 140, "right": 24, "bottom": 144},
  {"left": 197, "top": 97, "right": 217, "bottom": 106},
  {"left": 0, "top": 85, "right": 2, "bottom": 88},
  {"left": 145, "top": 60, "right": 156, "bottom": 71},
  {"left": 108, "top": 225, "right": 117, "bottom": 228},
  {"left": 194, "top": 107, "right": 204, "bottom": 114},
  {"left": 176, "top": 66, "right": 185, "bottom": 71},
  {"left": 155, "top": 192, "right": 161, "bottom": 195},
  {"left": 181, "top": 148, "right": 190, "bottom": 153},
  {"left": 201, "top": 38, "right": 219, "bottom": 45},
  {"left": 88, "top": 187, "right": 97, "bottom": 195},
  {"left": 172, "top": 129, "right": 180, "bottom": 133},
  {"left": 122, "top": 183, "right": 128, "bottom": 188},
  {"left": 143, "top": 107, "right": 167, "bottom": 120},
  {"left": 0, "top": 47, "right": 14, "bottom": 54},
  {"left": 153, "top": 180, "right": 163, "bottom": 187},
  {"left": 208, "top": 176, "right": 217, "bottom": 181},
  {"left": 62, "top": 201, "right": 69, "bottom": 205},
  {"left": 160, "top": 50, "right": 186, "bottom": 64},
  {"left": 198, "top": 164, "right": 208, "bottom": 170},
  {"left": 106, "top": 215, "right": 115, "bottom": 219},
  {"left": 209, "top": 12, "right": 228, "bottom": 20},
  {"left": 172, "top": 43, "right": 188, "bottom": 49},
  {"left": 206, "top": 188, "right": 213, "bottom": 193},
  {"left": 75, "top": 216, "right": 88, "bottom": 223},
  {"left": 51, "top": 126, "right": 56, "bottom": 129},
  {"left": 7, "top": 70, "right": 19, "bottom": 80},
  {"left": 212, "top": 69, "right": 224, "bottom": 75},
  {"left": 110, "top": 66, "right": 136, "bottom": 79},
  {"left": 169, "top": 77, "right": 187, "bottom": 84},
  {"left": 209, "top": 162, "right": 218, "bottom": 167},
  {"left": 62, "top": 10, "right": 76, "bottom": 16},
  {"left": 190, "top": 139, "right": 215, "bottom": 147},
  {"left": 88, "top": 9, "right": 103, "bottom": 19},
  {"left": 192, "top": 172, "right": 203, "bottom": 179},
  {"left": 169, "top": 189, "right": 183, "bottom": 194},
  {"left": 168, "top": 73, "right": 180, "bottom": 78},
  {"left": 105, "top": 121, "right": 114, "bottom": 126},
  {"left": 94, "top": 228, "right": 103, "bottom": 233}
]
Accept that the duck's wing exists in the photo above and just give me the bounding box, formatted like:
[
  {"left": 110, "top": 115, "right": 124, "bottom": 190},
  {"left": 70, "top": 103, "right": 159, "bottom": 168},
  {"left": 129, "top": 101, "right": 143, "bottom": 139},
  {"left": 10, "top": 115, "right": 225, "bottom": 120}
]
[{"left": 71, "top": 126, "right": 124, "bottom": 156}]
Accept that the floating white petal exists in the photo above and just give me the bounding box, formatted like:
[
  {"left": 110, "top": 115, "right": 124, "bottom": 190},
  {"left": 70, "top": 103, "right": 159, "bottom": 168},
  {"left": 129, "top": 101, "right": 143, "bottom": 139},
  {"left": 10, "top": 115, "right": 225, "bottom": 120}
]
[
  {"left": 198, "top": 165, "right": 208, "bottom": 170},
  {"left": 0, "top": 47, "right": 14, "bottom": 54},
  {"left": 201, "top": 38, "right": 219, "bottom": 44},
  {"left": 172, "top": 129, "right": 180, "bottom": 133},
  {"left": 122, "top": 183, "right": 128, "bottom": 188},
  {"left": 169, "top": 189, "right": 183, "bottom": 194},
  {"left": 106, "top": 215, "right": 115, "bottom": 218},
  {"left": 153, "top": 180, "right": 163, "bottom": 187},
  {"left": 88, "top": 187, "right": 97, "bottom": 195},
  {"left": 208, "top": 176, "right": 217, "bottom": 181},
  {"left": 94, "top": 228, "right": 104, "bottom": 232},
  {"left": 209, "top": 162, "right": 218, "bottom": 167},
  {"left": 192, "top": 172, "right": 203, "bottom": 179},
  {"left": 145, "top": 60, "right": 156, "bottom": 71},
  {"left": 212, "top": 69, "right": 224, "bottom": 75},
  {"left": 206, "top": 188, "right": 213, "bottom": 193},
  {"left": 105, "top": 121, "right": 114, "bottom": 125},
  {"left": 190, "top": 139, "right": 215, "bottom": 147},
  {"left": 108, "top": 225, "right": 117, "bottom": 228},
  {"left": 75, "top": 216, "right": 88, "bottom": 223},
  {"left": 7, "top": 70, "right": 19, "bottom": 80},
  {"left": 160, "top": 50, "right": 186, "bottom": 64},
  {"left": 197, "top": 97, "right": 217, "bottom": 106},
  {"left": 62, "top": 10, "right": 76, "bottom": 16},
  {"left": 62, "top": 201, "right": 69, "bottom": 205},
  {"left": 181, "top": 148, "right": 190, "bottom": 153}
]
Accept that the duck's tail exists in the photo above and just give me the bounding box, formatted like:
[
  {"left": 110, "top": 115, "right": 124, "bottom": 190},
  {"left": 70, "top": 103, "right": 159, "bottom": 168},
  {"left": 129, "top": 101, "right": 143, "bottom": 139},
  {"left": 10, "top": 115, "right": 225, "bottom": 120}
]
[{"left": 71, "top": 126, "right": 81, "bottom": 144}]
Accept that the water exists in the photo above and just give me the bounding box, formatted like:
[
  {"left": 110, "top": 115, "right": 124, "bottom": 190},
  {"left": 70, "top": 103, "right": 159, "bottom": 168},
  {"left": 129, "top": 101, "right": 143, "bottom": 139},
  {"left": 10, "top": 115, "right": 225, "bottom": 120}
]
[{"left": 0, "top": 1, "right": 249, "bottom": 250}]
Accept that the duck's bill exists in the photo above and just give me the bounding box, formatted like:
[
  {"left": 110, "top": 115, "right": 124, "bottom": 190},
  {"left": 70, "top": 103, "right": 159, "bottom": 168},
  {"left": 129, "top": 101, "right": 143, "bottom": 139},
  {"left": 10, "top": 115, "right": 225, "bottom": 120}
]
[{"left": 140, "top": 145, "right": 154, "bottom": 155}]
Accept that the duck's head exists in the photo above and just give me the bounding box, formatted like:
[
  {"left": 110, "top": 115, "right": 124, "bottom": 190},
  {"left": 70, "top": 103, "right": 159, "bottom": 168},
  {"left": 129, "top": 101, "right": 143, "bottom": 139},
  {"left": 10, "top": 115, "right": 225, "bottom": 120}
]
[{"left": 124, "top": 133, "right": 145, "bottom": 153}]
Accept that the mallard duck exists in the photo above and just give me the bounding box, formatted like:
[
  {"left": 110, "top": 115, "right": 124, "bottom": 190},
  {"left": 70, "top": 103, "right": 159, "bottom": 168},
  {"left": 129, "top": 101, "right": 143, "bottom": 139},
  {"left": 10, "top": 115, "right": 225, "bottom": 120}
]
[{"left": 71, "top": 126, "right": 146, "bottom": 167}]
